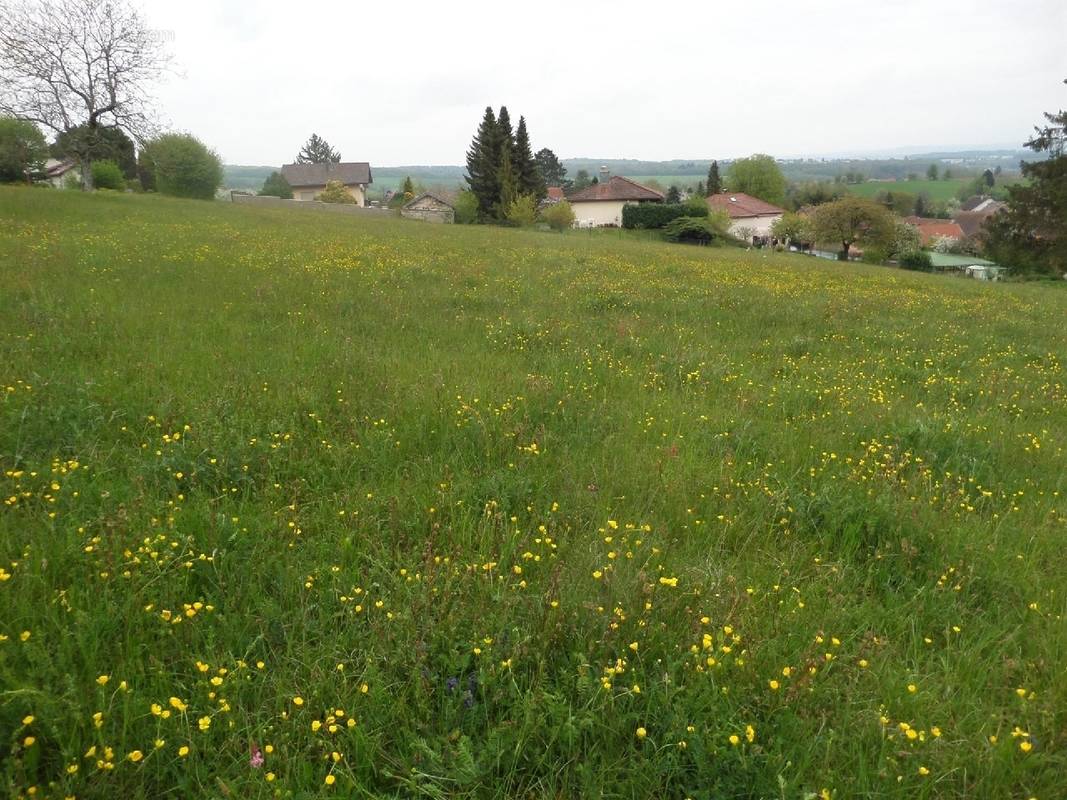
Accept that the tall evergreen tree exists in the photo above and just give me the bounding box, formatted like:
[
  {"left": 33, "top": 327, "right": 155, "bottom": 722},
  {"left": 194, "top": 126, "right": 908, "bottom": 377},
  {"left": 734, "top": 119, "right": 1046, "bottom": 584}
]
[
  {"left": 513, "top": 116, "right": 544, "bottom": 199},
  {"left": 296, "top": 134, "right": 341, "bottom": 164},
  {"left": 496, "top": 107, "right": 518, "bottom": 215},
  {"left": 464, "top": 106, "right": 501, "bottom": 218},
  {"left": 707, "top": 160, "right": 721, "bottom": 195},
  {"left": 986, "top": 79, "right": 1066, "bottom": 275}
]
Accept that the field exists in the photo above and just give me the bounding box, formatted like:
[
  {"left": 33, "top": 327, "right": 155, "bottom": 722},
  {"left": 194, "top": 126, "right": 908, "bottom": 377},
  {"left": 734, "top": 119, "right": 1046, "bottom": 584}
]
[
  {"left": 846, "top": 180, "right": 967, "bottom": 202},
  {"left": 1, "top": 188, "right": 1065, "bottom": 799}
]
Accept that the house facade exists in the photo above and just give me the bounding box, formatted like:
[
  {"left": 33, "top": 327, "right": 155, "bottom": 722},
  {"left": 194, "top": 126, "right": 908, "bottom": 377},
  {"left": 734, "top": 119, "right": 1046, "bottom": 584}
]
[
  {"left": 280, "top": 162, "right": 372, "bottom": 205},
  {"left": 43, "top": 159, "right": 80, "bottom": 188},
  {"left": 567, "top": 176, "right": 664, "bottom": 227},
  {"left": 903, "top": 216, "right": 965, "bottom": 246},
  {"left": 706, "top": 192, "right": 784, "bottom": 240},
  {"left": 401, "top": 193, "right": 454, "bottom": 223}
]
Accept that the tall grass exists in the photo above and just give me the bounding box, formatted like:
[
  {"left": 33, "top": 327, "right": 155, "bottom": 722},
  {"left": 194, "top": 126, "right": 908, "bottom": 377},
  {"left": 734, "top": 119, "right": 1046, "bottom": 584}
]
[{"left": 1, "top": 187, "right": 1064, "bottom": 799}]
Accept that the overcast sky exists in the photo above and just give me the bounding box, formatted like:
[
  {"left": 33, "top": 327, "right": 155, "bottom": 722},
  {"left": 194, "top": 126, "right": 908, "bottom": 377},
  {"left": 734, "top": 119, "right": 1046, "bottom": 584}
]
[{"left": 147, "top": 0, "right": 1067, "bottom": 166}]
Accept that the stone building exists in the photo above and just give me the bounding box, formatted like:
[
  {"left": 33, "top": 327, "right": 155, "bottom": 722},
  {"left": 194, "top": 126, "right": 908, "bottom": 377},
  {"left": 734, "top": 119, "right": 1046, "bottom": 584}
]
[{"left": 401, "top": 193, "right": 455, "bottom": 223}]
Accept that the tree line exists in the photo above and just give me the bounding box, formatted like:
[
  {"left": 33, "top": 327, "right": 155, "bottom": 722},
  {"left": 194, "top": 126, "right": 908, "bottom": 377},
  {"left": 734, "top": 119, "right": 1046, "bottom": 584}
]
[{"left": 465, "top": 106, "right": 548, "bottom": 220}]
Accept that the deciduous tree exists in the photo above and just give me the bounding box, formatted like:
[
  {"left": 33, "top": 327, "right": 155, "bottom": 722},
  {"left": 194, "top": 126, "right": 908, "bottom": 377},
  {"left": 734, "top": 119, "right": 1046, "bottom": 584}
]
[
  {"left": 726, "top": 154, "right": 786, "bottom": 205},
  {"left": 811, "top": 196, "right": 896, "bottom": 261},
  {"left": 0, "top": 0, "right": 169, "bottom": 189},
  {"left": 0, "top": 116, "right": 48, "bottom": 183}
]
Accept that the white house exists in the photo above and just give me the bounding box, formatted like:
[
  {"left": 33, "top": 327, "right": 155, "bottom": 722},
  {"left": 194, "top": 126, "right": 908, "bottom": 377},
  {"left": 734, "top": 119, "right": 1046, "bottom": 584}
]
[
  {"left": 567, "top": 175, "right": 664, "bottom": 227},
  {"left": 707, "top": 192, "right": 785, "bottom": 240},
  {"left": 43, "top": 158, "right": 81, "bottom": 188},
  {"left": 280, "top": 162, "right": 373, "bottom": 205}
]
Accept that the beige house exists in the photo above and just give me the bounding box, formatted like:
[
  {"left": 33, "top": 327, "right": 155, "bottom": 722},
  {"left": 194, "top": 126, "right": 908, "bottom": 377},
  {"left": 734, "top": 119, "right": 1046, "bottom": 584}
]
[
  {"left": 707, "top": 192, "right": 785, "bottom": 240},
  {"left": 567, "top": 176, "right": 664, "bottom": 227},
  {"left": 280, "top": 162, "right": 372, "bottom": 205},
  {"left": 401, "top": 193, "right": 454, "bottom": 223}
]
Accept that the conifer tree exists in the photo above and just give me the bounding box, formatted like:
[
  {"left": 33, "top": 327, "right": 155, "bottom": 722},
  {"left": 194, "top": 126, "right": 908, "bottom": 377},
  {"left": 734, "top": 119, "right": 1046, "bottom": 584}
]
[
  {"left": 496, "top": 107, "right": 518, "bottom": 216},
  {"left": 513, "top": 116, "right": 545, "bottom": 199},
  {"left": 465, "top": 106, "right": 501, "bottom": 218},
  {"left": 707, "top": 160, "right": 721, "bottom": 195},
  {"left": 296, "top": 134, "right": 341, "bottom": 164}
]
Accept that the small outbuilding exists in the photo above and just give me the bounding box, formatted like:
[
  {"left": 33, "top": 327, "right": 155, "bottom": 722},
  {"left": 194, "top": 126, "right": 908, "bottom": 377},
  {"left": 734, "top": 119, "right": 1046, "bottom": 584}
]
[{"left": 401, "top": 192, "right": 455, "bottom": 223}]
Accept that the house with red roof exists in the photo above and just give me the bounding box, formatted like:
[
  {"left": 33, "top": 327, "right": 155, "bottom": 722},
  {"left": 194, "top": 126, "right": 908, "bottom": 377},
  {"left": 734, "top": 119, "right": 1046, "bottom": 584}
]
[
  {"left": 903, "top": 216, "right": 965, "bottom": 246},
  {"left": 567, "top": 176, "right": 664, "bottom": 227},
  {"left": 706, "top": 192, "right": 785, "bottom": 240}
]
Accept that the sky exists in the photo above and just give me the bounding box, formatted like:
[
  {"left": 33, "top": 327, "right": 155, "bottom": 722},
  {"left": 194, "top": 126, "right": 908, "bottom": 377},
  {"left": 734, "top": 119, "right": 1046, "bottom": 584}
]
[{"left": 146, "top": 0, "right": 1067, "bottom": 167}]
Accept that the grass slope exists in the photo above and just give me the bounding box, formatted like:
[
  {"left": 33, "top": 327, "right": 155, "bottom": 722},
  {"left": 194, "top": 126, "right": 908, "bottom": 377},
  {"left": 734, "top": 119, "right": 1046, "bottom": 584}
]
[{"left": 1, "top": 188, "right": 1065, "bottom": 799}]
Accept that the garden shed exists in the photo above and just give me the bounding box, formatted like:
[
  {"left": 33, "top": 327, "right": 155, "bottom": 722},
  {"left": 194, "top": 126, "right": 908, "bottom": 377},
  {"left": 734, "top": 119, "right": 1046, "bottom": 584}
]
[{"left": 401, "top": 193, "right": 455, "bottom": 224}]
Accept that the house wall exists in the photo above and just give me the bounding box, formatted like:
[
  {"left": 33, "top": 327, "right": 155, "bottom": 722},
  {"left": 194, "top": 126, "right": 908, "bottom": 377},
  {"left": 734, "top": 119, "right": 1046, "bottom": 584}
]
[
  {"left": 231, "top": 194, "right": 391, "bottom": 217},
  {"left": 570, "top": 200, "right": 628, "bottom": 227},
  {"left": 728, "top": 213, "right": 782, "bottom": 239},
  {"left": 48, "top": 168, "right": 81, "bottom": 189},
  {"left": 292, "top": 184, "right": 366, "bottom": 206}
]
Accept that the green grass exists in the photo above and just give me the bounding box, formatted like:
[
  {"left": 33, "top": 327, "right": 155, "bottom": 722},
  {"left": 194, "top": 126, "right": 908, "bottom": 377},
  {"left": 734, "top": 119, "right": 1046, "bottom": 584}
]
[
  {"left": 846, "top": 179, "right": 967, "bottom": 202},
  {"left": 1, "top": 187, "right": 1065, "bottom": 799}
]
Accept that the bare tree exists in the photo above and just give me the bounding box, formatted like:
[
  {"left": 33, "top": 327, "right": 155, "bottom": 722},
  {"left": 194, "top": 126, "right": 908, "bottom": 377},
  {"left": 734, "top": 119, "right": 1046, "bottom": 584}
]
[{"left": 0, "top": 0, "right": 169, "bottom": 189}]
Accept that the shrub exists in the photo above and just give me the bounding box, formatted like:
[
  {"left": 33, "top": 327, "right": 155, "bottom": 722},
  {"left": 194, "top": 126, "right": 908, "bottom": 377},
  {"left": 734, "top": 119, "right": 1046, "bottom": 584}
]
[
  {"left": 316, "top": 180, "right": 357, "bottom": 204},
  {"left": 540, "top": 200, "right": 575, "bottom": 231},
  {"left": 861, "top": 247, "right": 889, "bottom": 265},
  {"left": 505, "top": 195, "right": 538, "bottom": 227},
  {"left": 260, "top": 171, "right": 293, "bottom": 199},
  {"left": 91, "top": 160, "right": 125, "bottom": 191},
  {"left": 141, "top": 133, "right": 223, "bottom": 200},
  {"left": 453, "top": 190, "right": 478, "bottom": 224},
  {"left": 684, "top": 195, "right": 709, "bottom": 217},
  {"left": 898, "top": 250, "right": 933, "bottom": 271},
  {"left": 622, "top": 203, "right": 698, "bottom": 229},
  {"left": 662, "top": 216, "right": 717, "bottom": 245}
]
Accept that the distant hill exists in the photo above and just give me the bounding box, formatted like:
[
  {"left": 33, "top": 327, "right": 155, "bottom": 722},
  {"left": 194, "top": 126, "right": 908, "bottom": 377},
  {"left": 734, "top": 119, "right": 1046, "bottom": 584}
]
[{"left": 224, "top": 149, "right": 1031, "bottom": 195}]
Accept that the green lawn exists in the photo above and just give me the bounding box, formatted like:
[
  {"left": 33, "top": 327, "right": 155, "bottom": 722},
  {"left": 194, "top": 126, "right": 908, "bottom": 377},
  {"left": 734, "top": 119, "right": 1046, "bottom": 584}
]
[
  {"left": 847, "top": 179, "right": 967, "bottom": 202},
  {"left": 1, "top": 188, "right": 1065, "bottom": 799}
]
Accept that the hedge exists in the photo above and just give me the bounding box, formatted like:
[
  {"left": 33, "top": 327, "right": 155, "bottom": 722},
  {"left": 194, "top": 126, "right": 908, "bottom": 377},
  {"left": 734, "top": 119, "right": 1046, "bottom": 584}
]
[{"left": 622, "top": 203, "right": 700, "bottom": 229}]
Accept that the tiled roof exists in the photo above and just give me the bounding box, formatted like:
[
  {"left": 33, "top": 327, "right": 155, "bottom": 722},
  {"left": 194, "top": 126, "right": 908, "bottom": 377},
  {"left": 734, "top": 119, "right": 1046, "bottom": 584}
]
[
  {"left": 567, "top": 175, "right": 664, "bottom": 202},
  {"left": 904, "top": 217, "right": 964, "bottom": 245},
  {"left": 280, "top": 162, "right": 372, "bottom": 188},
  {"left": 546, "top": 186, "right": 565, "bottom": 200},
  {"left": 706, "top": 192, "right": 784, "bottom": 218}
]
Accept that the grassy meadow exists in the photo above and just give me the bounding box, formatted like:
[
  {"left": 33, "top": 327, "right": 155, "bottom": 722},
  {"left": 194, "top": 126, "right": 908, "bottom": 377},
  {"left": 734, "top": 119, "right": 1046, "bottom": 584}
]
[
  {"left": 845, "top": 180, "right": 967, "bottom": 203},
  {"left": 1, "top": 187, "right": 1065, "bottom": 799}
]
